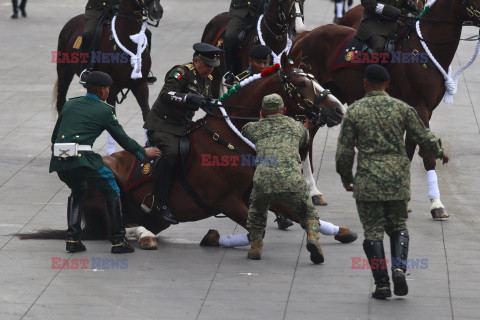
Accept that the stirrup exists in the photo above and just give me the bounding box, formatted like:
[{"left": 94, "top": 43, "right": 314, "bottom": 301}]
[
  {"left": 140, "top": 193, "right": 154, "bottom": 213},
  {"left": 79, "top": 68, "right": 92, "bottom": 85},
  {"left": 147, "top": 71, "right": 157, "bottom": 85}
]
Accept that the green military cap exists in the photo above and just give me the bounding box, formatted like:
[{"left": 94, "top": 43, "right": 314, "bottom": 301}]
[
  {"left": 364, "top": 64, "right": 390, "bottom": 84},
  {"left": 85, "top": 71, "right": 113, "bottom": 87},
  {"left": 262, "top": 93, "right": 284, "bottom": 111}
]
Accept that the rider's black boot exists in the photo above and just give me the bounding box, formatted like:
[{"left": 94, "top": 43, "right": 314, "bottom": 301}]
[
  {"left": 66, "top": 195, "right": 86, "bottom": 253},
  {"left": 390, "top": 229, "right": 409, "bottom": 296},
  {"left": 363, "top": 240, "right": 391, "bottom": 299},
  {"left": 106, "top": 197, "right": 135, "bottom": 254},
  {"left": 155, "top": 157, "right": 179, "bottom": 225}
]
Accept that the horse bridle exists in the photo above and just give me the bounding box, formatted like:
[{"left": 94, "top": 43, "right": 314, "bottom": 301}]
[
  {"left": 263, "top": 0, "right": 300, "bottom": 40},
  {"left": 278, "top": 68, "right": 332, "bottom": 127},
  {"left": 463, "top": 0, "right": 480, "bottom": 25},
  {"left": 121, "top": 0, "right": 160, "bottom": 27}
]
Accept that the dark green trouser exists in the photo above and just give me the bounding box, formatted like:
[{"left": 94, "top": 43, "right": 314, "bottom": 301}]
[
  {"left": 368, "top": 35, "right": 388, "bottom": 53},
  {"left": 247, "top": 190, "right": 319, "bottom": 230},
  {"left": 225, "top": 12, "right": 255, "bottom": 74},
  {"left": 83, "top": 9, "right": 103, "bottom": 52},
  {"left": 149, "top": 130, "right": 181, "bottom": 160},
  {"left": 57, "top": 166, "right": 120, "bottom": 200},
  {"left": 356, "top": 199, "right": 408, "bottom": 241}
]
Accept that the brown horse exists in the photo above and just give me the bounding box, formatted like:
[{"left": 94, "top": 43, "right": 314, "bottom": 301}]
[
  {"left": 291, "top": 0, "right": 480, "bottom": 217},
  {"left": 338, "top": 1, "right": 425, "bottom": 30},
  {"left": 201, "top": 0, "right": 306, "bottom": 98},
  {"left": 24, "top": 53, "right": 349, "bottom": 249},
  {"left": 54, "top": 0, "right": 162, "bottom": 121}
]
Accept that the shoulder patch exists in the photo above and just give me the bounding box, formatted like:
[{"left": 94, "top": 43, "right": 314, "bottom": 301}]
[
  {"left": 185, "top": 63, "right": 195, "bottom": 71},
  {"left": 208, "top": 74, "right": 213, "bottom": 80}
]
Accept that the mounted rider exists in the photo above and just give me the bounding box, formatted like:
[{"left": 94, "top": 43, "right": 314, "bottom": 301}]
[
  {"left": 143, "top": 43, "right": 223, "bottom": 225},
  {"left": 224, "top": 0, "right": 268, "bottom": 78},
  {"left": 80, "top": 0, "right": 154, "bottom": 83},
  {"left": 356, "top": 0, "right": 420, "bottom": 52},
  {"left": 232, "top": 44, "right": 273, "bottom": 85}
]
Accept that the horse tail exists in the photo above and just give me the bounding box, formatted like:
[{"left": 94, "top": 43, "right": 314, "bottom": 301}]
[{"left": 16, "top": 206, "right": 108, "bottom": 240}]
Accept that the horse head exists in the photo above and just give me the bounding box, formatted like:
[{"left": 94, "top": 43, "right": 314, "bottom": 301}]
[
  {"left": 462, "top": 0, "right": 480, "bottom": 25},
  {"left": 133, "top": 0, "right": 163, "bottom": 27},
  {"left": 265, "top": 0, "right": 306, "bottom": 40},
  {"left": 278, "top": 52, "right": 345, "bottom": 128}
]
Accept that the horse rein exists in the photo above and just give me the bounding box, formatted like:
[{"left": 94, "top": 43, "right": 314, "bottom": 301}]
[{"left": 278, "top": 68, "right": 332, "bottom": 127}]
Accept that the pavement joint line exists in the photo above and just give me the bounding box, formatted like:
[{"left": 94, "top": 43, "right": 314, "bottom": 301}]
[
  {"left": 195, "top": 224, "right": 234, "bottom": 320},
  {"left": 314, "top": 128, "right": 329, "bottom": 185},
  {"left": 282, "top": 226, "right": 305, "bottom": 320},
  {"left": 441, "top": 220, "right": 455, "bottom": 320},
  {"left": 458, "top": 52, "right": 480, "bottom": 134},
  {"left": 0, "top": 102, "right": 49, "bottom": 142}
]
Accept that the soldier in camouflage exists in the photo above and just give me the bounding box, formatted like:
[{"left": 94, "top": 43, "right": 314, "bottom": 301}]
[
  {"left": 335, "top": 64, "right": 449, "bottom": 299},
  {"left": 356, "top": 0, "right": 419, "bottom": 52},
  {"left": 241, "top": 94, "right": 324, "bottom": 264},
  {"left": 143, "top": 43, "right": 223, "bottom": 225}
]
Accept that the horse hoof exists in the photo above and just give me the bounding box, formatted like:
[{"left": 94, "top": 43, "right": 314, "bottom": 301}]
[
  {"left": 200, "top": 229, "right": 220, "bottom": 246},
  {"left": 334, "top": 226, "right": 358, "bottom": 244},
  {"left": 139, "top": 236, "right": 158, "bottom": 250},
  {"left": 431, "top": 207, "right": 449, "bottom": 221},
  {"left": 312, "top": 194, "right": 327, "bottom": 206}
]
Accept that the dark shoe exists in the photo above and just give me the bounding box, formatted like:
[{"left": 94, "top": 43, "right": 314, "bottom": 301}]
[
  {"left": 275, "top": 216, "right": 293, "bottom": 230},
  {"left": 66, "top": 240, "right": 86, "bottom": 253},
  {"left": 372, "top": 286, "right": 392, "bottom": 299},
  {"left": 157, "top": 205, "right": 179, "bottom": 225},
  {"left": 21, "top": 9, "right": 26, "bottom": 17},
  {"left": 363, "top": 240, "right": 391, "bottom": 299},
  {"left": 334, "top": 226, "right": 358, "bottom": 244},
  {"left": 11, "top": 13, "right": 18, "bottom": 19},
  {"left": 111, "top": 240, "right": 135, "bottom": 253},
  {"left": 392, "top": 269, "right": 408, "bottom": 296}
]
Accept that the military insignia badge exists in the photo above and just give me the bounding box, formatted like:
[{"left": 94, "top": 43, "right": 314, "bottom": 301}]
[
  {"left": 141, "top": 163, "right": 151, "bottom": 175},
  {"left": 345, "top": 51, "right": 354, "bottom": 62}
]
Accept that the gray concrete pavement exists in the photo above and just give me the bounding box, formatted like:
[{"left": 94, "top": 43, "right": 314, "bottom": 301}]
[{"left": 1, "top": 0, "right": 480, "bottom": 319}]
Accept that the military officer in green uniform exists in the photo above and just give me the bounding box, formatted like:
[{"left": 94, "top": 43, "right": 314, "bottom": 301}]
[
  {"left": 335, "top": 65, "right": 449, "bottom": 299},
  {"left": 50, "top": 71, "right": 161, "bottom": 254},
  {"left": 143, "top": 43, "right": 223, "bottom": 225},
  {"left": 225, "top": 0, "right": 267, "bottom": 76},
  {"left": 231, "top": 44, "right": 272, "bottom": 85},
  {"left": 356, "top": 0, "right": 419, "bottom": 52},
  {"left": 241, "top": 94, "right": 324, "bottom": 264}
]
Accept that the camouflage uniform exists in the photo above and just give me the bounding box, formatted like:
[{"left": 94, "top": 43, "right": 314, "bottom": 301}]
[
  {"left": 242, "top": 114, "right": 319, "bottom": 230},
  {"left": 335, "top": 91, "right": 444, "bottom": 240}
]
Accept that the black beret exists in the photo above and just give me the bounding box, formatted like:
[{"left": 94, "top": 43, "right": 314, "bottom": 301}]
[
  {"left": 364, "top": 64, "right": 390, "bottom": 84},
  {"left": 193, "top": 42, "right": 224, "bottom": 67},
  {"left": 85, "top": 71, "right": 113, "bottom": 87},
  {"left": 249, "top": 44, "right": 272, "bottom": 60}
]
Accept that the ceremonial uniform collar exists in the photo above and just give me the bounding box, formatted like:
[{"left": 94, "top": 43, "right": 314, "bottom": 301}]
[
  {"left": 85, "top": 93, "right": 100, "bottom": 101},
  {"left": 365, "top": 91, "right": 389, "bottom": 98}
]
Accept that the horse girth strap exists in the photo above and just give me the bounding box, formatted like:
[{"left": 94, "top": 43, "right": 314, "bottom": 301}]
[
  {"left": 201, "top": 119, "right": 247, "bottom": 155},
  {"left": 178, "top": 174, "right": 223, "bottom": 217}
]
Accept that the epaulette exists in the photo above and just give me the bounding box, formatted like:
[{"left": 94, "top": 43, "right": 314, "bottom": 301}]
[
  {"left": 185, "top": 63, "right": 195, "bottom": 71},
  {"left": 208, "top": 74, "right": 213, "bottom": 80},
  {"left": 234, "top": 69, "right": 252, "bottom": 83}
]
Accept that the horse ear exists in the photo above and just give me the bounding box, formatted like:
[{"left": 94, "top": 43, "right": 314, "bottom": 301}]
[
  {"left": 280, "top": 52, "right": 289, "bottom": 69},
  {"left": 294, "top": 51, "right": 303, "bottom": 68}
]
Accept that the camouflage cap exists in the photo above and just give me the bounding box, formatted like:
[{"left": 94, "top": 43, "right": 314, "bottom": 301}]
[{"left": 262, "top": 93, "right": 284, "bottom": 111}]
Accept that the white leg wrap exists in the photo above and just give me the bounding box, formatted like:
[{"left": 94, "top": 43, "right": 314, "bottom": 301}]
[
  {"left": 430, "top": 198, "right": 445, "bottom": 210},
  {"left": 219, "top": 234, "right": 249, "bottom": 248},
  {"left": 144, "top": 128, "right": 148, "bottom": 143},
  {"left": 318, "top": 220, "right": 339, "bottom": 236},
  {"left": 427, "top": 170, "right": 441, "bottom": 200},
  {"left": 125, "top": 227, "right": 138, "bottom": 241},
  {"left": 107, "top": 133, "right": 116, "bottom": 155},
  {"left": 303, "top": 156, "right": 322, "bottom": 197},
  {"left": 125, "top": 226, "right": 156, "bottom": 241},
  {"left": 336, "top": 3, "right": 343, "bottom": 18}
]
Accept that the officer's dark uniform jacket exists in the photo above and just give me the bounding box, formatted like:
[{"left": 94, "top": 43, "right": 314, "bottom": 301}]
[
  {"left": 356, "top": 0, "right": 408, "bottom": 41},
  {"left": 49, "top": 95, "right": 145, "bottom": 173},
  {"left": 86, "top": 0, "right": 120, "bottom": 10},
  {"left": 144, "top": 63, "right": 213, "bottom": 136},
  {"left": 229, "top": 0, "right": 265, "bottom": 19}
]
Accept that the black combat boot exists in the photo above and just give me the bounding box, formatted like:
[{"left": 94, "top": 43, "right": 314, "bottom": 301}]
[
  {"left": 154, "top": 157, "right": 179, "bottom": 225},
  {"left": 390, "top": 229, "right": 409, "bottom": 296},
  {"left": 275, "top": 215, "right": 294, "bottom": 230},
  {"left": 66, "top": 196, "right": 86, "bottom": 253},
  {"left": 106, "top": 197, "right": 135, "bottom": 254},
  {"left": 363, "top": 240, "right": 391, "bottom": 299}
]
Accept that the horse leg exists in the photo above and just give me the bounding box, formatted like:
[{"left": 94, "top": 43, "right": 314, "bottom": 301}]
[
  {"left": 55, "top": 63, "right": 75, "bottom": 112},
  {"left": 125, "top": 226, "right": 158, "bottom": 250},
  {"left": 303, "top": 155, "right": 327, "bottom": 206}
]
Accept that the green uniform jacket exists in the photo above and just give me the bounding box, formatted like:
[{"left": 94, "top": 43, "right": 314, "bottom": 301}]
[
  {"left": 335, "top": 91, "right": 444, "bottom": 201},
  {"left": 229, "top": 0, "right": 265, "bottom": 19},
  {"left": 356, "top": 0, "right": 407, "bottom": 40},
  {"left": 242, "top": 114, "right": 308, "bottom": 194},
  {"left": 49, "top": 95, "right": 145, "bottom": 173},
  {"left": 144, "top": 63, "right": 213, "bottom": 136},
  {"left": 86, "top": 0, "right": 120, "bottom": 10}
]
